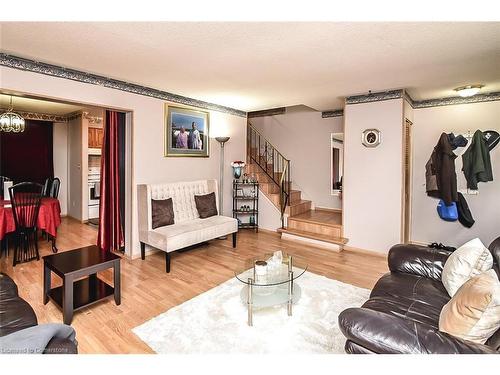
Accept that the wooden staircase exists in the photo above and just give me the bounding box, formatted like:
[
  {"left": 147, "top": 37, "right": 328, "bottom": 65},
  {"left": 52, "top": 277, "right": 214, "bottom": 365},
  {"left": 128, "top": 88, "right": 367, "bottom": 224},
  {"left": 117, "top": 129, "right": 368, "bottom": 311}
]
[
  {"left": 246, "top": 163, "right": 312, "bottom": 217},
  {"left": 278, "top": 209, "right": 348, "bottom": 251},
  {"left": 247, "top": 123, "right": 348, "bottom": 251}
]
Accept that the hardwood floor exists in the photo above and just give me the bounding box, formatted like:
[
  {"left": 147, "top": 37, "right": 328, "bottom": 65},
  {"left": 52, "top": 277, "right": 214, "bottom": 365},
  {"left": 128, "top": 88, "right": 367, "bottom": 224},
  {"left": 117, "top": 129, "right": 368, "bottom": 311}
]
[{"left": 0, "top": 217, "right": 388, "bottom": 354}]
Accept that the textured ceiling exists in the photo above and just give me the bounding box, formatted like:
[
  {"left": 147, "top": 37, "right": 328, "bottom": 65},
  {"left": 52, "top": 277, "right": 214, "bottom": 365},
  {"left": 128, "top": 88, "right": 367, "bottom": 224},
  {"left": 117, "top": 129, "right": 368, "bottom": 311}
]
[{"left": 1, "top": 22, "right": 499, "bottom": 111}]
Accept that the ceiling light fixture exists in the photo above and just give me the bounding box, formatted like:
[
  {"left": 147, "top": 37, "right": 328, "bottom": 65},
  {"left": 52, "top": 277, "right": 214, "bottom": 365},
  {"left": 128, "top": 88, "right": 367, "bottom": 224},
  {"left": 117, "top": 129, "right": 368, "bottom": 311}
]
[
  {"left": 454, "top": 85, "right": 484, "bottom": 98},
  {"left": 0, "top": 96, "right": 25, "bottom": 133}
]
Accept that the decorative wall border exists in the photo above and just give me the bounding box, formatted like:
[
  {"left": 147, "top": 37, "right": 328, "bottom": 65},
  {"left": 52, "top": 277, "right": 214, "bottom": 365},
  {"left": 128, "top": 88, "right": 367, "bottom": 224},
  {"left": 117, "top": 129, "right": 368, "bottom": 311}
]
[
  {"left": 321, "top": 109, "right": 344, "bottom": 118},
  {"left": 347, "top": 88, "right": 500, "bottom": 109},
  {"left": 2, "top": 53, "right": 499, "bottom": 116},
  {"left": 0, "top": 107, "right": 105, "bottom": 124},
  {"left": 82, "top": 111, "right": 103, "bottom": 124},
  {"left": 0, "top": 107, "right": 69, "bottom": 122},
  {"left": 66, "top": 112, "right": 82, "bottom": 122},
  {"left": 0, "top": 53, "right": 247, "bottom": 118},
  {"left": 345, "top": 89, "right": 404, "bottom": 105},
  {"left": 247, "top": 107, "right": 286, "bottom": 118},
  {"left": 411, "top": 91, "right": 500, "bottom": 108}
]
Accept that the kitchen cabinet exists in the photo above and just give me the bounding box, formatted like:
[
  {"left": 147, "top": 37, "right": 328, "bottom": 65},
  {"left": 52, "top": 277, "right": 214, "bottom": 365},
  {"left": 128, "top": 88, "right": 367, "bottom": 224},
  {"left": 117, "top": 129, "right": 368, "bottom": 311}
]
[{"left": 88, "top": 127, "right": 104, "bottom": 149}]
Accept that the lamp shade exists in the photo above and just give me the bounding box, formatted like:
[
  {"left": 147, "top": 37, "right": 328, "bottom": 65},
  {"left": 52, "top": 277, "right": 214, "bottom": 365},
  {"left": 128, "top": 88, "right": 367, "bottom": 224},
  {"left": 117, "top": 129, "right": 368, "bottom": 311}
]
[{"left": 215, "top": 136, "right": 230, "bottom": 143}]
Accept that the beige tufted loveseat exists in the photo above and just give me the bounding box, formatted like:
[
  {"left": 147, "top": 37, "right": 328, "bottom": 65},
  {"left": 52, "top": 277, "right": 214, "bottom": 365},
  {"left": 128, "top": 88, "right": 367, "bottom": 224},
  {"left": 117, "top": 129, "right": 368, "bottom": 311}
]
[{"left": 137, "top": 179, "right": 238, "bottom": 272}]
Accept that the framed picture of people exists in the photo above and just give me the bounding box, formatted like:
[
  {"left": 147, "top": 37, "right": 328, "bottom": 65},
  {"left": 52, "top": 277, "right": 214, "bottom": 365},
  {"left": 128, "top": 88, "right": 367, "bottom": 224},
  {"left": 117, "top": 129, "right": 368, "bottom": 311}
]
[{"left": 164, "top": 105, "right": 210, "bottom": 157}]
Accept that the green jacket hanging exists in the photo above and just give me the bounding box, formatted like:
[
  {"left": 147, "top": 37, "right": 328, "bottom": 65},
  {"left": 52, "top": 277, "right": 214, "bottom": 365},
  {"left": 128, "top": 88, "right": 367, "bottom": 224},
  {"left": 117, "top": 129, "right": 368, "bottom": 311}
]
[{"left": 462, "top": 130, "right": 493, "bottom": 190}]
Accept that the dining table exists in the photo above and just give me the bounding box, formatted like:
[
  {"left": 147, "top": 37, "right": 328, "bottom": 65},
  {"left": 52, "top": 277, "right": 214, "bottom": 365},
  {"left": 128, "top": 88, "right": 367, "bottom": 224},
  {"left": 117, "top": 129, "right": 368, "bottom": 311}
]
[{"left": 0, "top": 197, "right": 61, "bottom": 254}]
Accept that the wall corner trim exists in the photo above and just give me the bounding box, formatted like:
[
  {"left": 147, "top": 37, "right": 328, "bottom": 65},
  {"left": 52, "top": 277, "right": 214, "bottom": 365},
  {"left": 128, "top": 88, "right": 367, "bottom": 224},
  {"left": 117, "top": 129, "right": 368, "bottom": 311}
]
[
  {"left": 0, "top": 53, "right": 247, "bottom": 118},
  {"left": 404, "top": 90, "right": 415, "bottom": 108}
]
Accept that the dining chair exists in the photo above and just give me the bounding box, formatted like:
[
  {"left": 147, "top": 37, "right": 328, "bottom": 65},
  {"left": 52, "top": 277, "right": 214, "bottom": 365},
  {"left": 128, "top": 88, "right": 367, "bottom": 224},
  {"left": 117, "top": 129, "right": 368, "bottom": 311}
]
[
  {"left": 0, "top": 176, "right": 11, "bottom": 200},
  {"left": 42, "top": 177, "right": 52, "bottom": 197},
  {"left": 49, "top": 177, "right": 60, "bottom": 199},
  {"left": 1, "top": 177, "right": 10, "bottom": 257},
  {"left": 8, "top": 182, "right": 43, "bottom": 266},
  {"left": 39, "top": 177, "right": 60, "bottom": 241}
]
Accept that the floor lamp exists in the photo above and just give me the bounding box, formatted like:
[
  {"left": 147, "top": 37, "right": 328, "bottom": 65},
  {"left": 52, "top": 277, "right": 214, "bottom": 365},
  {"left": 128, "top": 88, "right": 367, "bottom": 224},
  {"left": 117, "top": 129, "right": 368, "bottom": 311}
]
[{"left": 215, "top": 136, "right": 230, "bottom": 217}]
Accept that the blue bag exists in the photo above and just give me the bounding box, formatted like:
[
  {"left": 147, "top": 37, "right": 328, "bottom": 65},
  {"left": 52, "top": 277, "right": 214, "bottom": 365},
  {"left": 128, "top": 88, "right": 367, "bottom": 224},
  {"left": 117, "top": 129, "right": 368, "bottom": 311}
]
[{"left": 437, "top": 200, "right": 458, "bottom": 221}]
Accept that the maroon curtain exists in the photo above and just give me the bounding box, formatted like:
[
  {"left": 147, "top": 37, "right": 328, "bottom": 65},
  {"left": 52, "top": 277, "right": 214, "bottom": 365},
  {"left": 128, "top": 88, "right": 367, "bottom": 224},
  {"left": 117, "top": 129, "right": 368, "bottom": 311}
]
[
  {"left": 0, "top": 120, "right": 54, "bottom": 184},
  {"left": 98, "top": 111, "right": 124, "bottom": 252}
]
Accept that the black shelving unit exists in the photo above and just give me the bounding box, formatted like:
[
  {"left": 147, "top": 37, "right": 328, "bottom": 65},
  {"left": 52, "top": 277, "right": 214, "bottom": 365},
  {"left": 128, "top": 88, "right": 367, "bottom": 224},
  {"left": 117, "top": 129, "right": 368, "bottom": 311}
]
[{"left": 232, "top": 181, "right": 259, "bottom": 232}]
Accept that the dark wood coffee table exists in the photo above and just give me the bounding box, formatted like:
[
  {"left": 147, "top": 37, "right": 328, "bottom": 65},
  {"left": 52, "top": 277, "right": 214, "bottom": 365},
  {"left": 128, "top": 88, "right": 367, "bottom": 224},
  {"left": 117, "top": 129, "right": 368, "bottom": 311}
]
[{"left": 43, "top": 245, "right": 121, "bottom": 325}]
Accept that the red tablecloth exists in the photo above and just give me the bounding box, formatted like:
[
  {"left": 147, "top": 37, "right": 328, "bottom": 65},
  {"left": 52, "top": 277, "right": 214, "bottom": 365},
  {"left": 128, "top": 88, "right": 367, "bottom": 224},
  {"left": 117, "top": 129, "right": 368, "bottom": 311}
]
[{"left": 0, "top": 198, "right": 61, "bottom": 240}]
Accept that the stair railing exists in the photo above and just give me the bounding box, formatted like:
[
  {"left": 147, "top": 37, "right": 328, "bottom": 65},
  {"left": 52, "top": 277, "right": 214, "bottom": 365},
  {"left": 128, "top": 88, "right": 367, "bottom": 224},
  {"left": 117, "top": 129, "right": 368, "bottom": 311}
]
[{"left": 247, "top": 123, "right": 290, "bottom": 228}]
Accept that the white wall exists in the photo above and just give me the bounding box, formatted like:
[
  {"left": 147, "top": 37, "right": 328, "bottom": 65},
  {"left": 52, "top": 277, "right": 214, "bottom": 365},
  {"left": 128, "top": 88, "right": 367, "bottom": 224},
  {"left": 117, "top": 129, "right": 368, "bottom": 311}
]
[
  {"left": 411, "top": 101, "right": 500, "bottom": 247},
  {"left": 81, "top": 117, "right": 89, "bottom": 221},
  {"left": 251, "top": 106, "right": 343, "bottom": 209},
  {"left": 67, "top": 116, "right": 83, "bottom": 220},
  {"left": 53, "top": 122, "right": 68, "bottom": 215},
  {"left": 343, "top": 99, "right": 404, "bottom": 253},
  {"left": 258, "top": 190, "right": 282, "bottom": 231},
  {"left": 0, "top": 66, "right": 247, "bottom": 257}
]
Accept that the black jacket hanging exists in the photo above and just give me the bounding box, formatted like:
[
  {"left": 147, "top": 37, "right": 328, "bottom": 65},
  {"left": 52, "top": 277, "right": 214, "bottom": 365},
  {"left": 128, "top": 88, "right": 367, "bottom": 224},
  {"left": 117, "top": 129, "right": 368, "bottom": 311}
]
[
  {"left": 426, "top": 133, "right": 458, "bottom": 205},
  {"left": 456, "top": 192, "right": 475, "bottom": 228}
]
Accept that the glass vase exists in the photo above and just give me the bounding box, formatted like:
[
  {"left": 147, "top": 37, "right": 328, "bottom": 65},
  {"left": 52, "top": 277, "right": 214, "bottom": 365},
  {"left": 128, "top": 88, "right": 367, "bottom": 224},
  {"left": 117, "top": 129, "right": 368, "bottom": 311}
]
[{"left": 232, "top": 166, "right": 243, "bottom": 179}]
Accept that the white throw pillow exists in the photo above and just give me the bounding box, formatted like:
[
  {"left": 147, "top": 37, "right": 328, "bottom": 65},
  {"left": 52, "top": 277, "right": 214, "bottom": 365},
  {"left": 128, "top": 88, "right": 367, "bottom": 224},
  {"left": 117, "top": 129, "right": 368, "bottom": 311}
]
[{"left": 442, "top": 238, "right": 493, "bottom": 297}]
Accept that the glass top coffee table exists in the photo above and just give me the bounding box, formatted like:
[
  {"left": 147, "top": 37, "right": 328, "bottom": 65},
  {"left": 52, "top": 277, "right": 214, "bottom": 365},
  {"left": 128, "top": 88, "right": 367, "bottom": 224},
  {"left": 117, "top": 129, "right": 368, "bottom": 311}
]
[{"left": 235, "top": 251, "right": 307, "bottom": 326}]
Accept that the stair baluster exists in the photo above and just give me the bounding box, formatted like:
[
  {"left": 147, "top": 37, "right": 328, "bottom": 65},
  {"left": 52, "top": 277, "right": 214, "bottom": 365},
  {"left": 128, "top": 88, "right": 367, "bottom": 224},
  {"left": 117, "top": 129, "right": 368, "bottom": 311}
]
[{"left": 247, "top": 123, "right": 290, "bottom": 228}]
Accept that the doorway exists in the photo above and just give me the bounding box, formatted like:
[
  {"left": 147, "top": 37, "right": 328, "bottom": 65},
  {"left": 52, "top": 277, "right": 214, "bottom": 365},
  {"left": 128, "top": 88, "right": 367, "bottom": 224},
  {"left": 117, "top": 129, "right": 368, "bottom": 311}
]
[
  {"left": 0, "top": 91, "right": 134, "bottom": 256},
  {"left": 331, "top": 132, "right": 344, "bottom": 196}
]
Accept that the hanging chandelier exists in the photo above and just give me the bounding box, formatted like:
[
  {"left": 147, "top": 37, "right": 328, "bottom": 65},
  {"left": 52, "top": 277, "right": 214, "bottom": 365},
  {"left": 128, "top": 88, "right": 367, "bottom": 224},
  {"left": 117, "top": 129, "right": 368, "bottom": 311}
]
[{"left": 0, "top": 96, "right": 26, "bottom": 133}]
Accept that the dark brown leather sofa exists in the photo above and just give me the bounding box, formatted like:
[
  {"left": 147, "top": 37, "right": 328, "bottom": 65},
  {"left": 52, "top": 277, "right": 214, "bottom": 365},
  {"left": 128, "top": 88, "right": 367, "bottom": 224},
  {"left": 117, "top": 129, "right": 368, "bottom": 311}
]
[
  {"left": 339, "top": 237, "right": 500, "bottom": 354},
  {"left": 0, "top": 273, "right": 77, "bottom": 354}
]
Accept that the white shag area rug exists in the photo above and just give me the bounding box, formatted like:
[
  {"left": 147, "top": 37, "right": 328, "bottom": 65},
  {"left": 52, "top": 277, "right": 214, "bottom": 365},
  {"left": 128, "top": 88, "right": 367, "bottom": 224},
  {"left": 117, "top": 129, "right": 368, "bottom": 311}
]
[{"left": 132, "top": 272, "right": 370, "bottom": 354}]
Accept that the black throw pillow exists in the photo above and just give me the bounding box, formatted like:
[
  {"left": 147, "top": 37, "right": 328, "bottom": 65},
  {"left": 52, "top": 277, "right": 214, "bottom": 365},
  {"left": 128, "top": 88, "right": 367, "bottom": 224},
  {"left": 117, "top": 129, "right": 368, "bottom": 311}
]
[
  {"left": 151, "top": 198, "right": 175, "bottom": 229},
  {"left": 194, "top": 192, "right": 218, "bottom": 219}
]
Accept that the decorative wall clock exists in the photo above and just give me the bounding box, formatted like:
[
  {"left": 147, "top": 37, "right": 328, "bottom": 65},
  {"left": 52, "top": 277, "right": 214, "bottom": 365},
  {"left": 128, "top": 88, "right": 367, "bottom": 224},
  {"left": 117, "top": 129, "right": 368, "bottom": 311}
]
[{"left": 362, "top": 129, "right": 382, "bottom": 148}]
